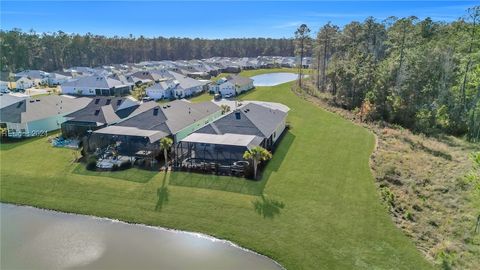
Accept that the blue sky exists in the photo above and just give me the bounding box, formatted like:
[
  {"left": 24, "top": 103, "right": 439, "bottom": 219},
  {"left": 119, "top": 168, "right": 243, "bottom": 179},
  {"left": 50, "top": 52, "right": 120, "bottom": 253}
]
[{"left": 1, "top": 1, "right": 476, "bottom": 38}]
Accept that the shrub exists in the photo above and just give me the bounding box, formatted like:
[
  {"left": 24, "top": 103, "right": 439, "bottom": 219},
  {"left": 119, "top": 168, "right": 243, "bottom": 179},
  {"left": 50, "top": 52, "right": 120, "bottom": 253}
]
[
  {"left": 85, "top": 155, "right": 97, "bottom": 171},
  {"left": 119, "top": 162, "right": 132, "bottom": 170}
]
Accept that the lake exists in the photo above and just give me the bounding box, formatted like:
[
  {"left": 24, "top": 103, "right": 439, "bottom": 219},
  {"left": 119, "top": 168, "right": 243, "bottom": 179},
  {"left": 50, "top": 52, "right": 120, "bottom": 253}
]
[
  {"left": 0, "top": 203, "right": 283, "bottom": 270},
  {"left": 251, "top": 72, "right": 299, "bottom": 86}
]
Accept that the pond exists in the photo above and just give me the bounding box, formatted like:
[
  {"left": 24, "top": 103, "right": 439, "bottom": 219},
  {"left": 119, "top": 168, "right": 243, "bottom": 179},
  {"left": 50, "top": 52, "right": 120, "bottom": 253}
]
[
  {"left": 251, "top": 72, "right": 299, "bottom": 86},
  {"left": 0, "top": 203, "right": 283, "bottom": 270}
]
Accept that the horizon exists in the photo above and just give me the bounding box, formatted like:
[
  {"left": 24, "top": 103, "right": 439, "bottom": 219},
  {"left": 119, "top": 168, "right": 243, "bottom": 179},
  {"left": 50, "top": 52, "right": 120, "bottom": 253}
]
[{"left": 1, "top": 1, "right": 477, "bottom": 39}]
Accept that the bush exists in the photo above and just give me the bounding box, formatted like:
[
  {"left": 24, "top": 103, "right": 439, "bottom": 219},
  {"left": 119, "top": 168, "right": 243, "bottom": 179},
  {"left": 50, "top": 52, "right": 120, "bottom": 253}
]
[
  {"left": 119, "top": 162, "right": 131, "bottom": 170},
  {"left": 85, "top": 155, "right": 97, "bottom": 171}
]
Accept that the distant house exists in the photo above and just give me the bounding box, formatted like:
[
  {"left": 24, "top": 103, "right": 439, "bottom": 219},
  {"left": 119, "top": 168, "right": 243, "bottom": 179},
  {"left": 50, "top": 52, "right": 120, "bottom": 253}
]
[
  {"left": 15, "top": 70, "right": 50, "bottom": 86},
  {"left": 48, "top": 72, "right": 72, "bottom": 86},
  {"left": 0, "top": 95, "right": 91, "bottom": 138},
  {"left": 60, "top": 75, "right": 131, "bottom": 96},
  {"left": 0, "top": 81, "right": 9, "bottom": 92},
  {"left": 145, "top": 71, "right": 206, "bottom": 100},
  {"left": 210, "top": 75, "right": 254, "bottom": 97},
  {"left": 15, "top": 77, "right": 35, "bottom": 90},
  {"left": 61, "top": 96, "right": 140, "bottom": 138}
]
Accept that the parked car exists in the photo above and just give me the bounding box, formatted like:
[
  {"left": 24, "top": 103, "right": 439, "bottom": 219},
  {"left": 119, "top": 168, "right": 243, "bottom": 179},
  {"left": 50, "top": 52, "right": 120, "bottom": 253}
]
[
  {"left": 214, "top": 93, "right": 222, "bottom": 101},
  {"left": 224, "top": 93, "right": 234, "bottom": 99}
]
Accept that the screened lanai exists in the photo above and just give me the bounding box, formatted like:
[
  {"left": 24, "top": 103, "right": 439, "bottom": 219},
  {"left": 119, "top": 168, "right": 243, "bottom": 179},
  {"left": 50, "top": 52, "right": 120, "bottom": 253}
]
[{"left": 173, "top": 133, "right": 263, "bottom": 176}]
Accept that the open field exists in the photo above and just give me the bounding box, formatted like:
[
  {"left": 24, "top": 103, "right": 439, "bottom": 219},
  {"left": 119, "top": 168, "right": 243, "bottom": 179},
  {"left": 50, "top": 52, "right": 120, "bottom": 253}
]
[{"left": 0, "top": 70, "right": 430, "bottom": 269}]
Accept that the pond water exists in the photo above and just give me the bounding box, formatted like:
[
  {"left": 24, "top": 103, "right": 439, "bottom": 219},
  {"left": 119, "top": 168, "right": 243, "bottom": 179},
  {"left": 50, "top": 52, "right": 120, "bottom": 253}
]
[
  {"left": 251, "top": 72, "right": 299, "bottom": 86},
  {"left": 0, "top": 203, "right": 283, "bottom": 270}
]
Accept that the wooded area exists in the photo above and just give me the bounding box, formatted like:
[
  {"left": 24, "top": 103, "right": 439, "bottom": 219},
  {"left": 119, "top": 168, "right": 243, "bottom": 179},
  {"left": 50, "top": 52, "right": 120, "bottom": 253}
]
[
  {"left": 0, "top": 32, "right": 295, "bottom": 72},
  {"left": 296, "top": 7, "right": 479, "bottom": 141}
]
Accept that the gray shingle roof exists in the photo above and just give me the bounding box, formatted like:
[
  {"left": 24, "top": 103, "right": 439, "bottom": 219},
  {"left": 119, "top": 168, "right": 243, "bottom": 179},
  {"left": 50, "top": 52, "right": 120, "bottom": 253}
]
[
  {"left": 61, "top": 75, "right": 125, "bottom": 89},
  {"left": 65, "top": 97, "right": 139, "bottom": 125},
  {"left": 0, "top": 95, "right": 91, "bottom": 123},
  {"left": 196, "top": 103, "right": 286, "bottom": 138},
  {"left": 114, "top": 100, "right": 221, "bottom": 138}
]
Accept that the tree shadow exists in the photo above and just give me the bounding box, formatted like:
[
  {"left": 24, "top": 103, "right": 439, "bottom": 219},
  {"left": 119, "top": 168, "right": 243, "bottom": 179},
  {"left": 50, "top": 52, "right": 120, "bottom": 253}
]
[
  {"left": 252, "top": 195, "right": 285, "bottom": 219},
  {"left": 155, "top": 172, "right": 169, "bottom": 211}
]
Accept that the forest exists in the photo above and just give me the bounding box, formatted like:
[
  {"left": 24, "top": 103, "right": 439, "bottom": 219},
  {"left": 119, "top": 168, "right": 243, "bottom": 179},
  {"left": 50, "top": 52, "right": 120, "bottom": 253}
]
[
  {"left": 1, "top": 7, "right": 478, "bottom": 141},
  {"left": 0, "top": 32, "right": 295, "bottom": 72},
  {"left": 295, "top": 7, "right": 479, "bottom": 141}
]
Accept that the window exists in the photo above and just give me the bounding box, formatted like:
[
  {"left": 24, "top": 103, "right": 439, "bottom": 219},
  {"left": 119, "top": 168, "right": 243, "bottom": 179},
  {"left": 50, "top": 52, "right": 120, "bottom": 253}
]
[
  {"left": 105, "top": 99, "right": 111, "bottom": 105},
  {"left": 94, "top": 99, "right": 100, "bottom": 104},
  {"left": 117, "top": 100, "right": 122, "bottom": 106},
  {"left": 94, "top": 110, "right": 100, "bottom": 116}
]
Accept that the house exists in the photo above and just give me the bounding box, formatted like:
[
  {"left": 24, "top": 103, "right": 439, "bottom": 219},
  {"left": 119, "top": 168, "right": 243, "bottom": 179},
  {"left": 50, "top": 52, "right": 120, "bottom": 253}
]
[
  {"left": 48, "top": 72, "right": 72, "bottom": 86},
  {"left": 145, "top": 71, "right": 207, "bottom": 100},
  {"left": 210, "top": 75, "right": 254, "bottom": 97},
  {"left": 15, "top": 77, "right": 35, "bottom": 90},
  {"left": 194, "top": 102, "right": 288, "bottom": 149},
  {"left": 0, "top": 81, "right": 9, "bottom": 93},
  {"left": 61, "top": 96, "right": 139, "bottom": 138},
  {"left": 60, "top": 75, "right": 131, "bottom": 96},
  {"left": 89, "top": 100, "right": 222, "bottom": 155},
  {"left": 173, "top": 101, "right": 289, "bottom": 172},
  {"left": 0, "top": 95, "right": 91, "bottom": 138},
  {"left": 15, "top": 70, "right": 50, "bottom": 86}
]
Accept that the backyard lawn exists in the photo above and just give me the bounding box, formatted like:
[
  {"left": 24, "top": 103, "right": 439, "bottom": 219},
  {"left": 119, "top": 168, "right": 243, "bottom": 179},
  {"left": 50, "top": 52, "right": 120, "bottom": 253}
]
[{"left": 0, "top": 70, "right": 431, "bottom": 269}]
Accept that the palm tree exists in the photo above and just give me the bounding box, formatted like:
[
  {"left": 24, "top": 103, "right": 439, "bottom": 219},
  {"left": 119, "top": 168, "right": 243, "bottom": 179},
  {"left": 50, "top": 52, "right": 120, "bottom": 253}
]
[
  {"left": 243, "top": 146, "right": 272, "bottom": 179},
  {"left": 159, "top": 137, "right": 173, "bottom": 170}
]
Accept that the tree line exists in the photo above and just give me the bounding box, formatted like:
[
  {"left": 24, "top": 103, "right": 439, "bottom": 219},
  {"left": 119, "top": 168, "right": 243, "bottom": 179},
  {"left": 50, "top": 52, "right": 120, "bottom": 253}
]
[
  {"left": 295, "top": 7, "right": 480, "bottom": 141},
  {"left": 0, "top": 30, "right": 295, "bottom": 72}
]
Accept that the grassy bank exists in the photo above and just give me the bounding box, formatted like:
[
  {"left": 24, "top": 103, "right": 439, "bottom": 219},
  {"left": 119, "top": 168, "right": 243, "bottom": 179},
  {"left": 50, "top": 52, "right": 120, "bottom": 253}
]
[
  {"left": 0, "top": 71, "right": 430, "bottom": 269},
  {"left": 297, "top": 86, "right": 480, "bottom": 269}
]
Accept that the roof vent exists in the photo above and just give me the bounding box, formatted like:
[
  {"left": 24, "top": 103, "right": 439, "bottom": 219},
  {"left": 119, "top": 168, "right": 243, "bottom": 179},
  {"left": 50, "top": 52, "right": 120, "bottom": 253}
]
[
  {"left": 94, "top": 109, "right": 100, "bottom": 116},
  {"left": 94, "top": 98, "right": 100, "bottom": 104},
  {"left": 116, "top": 100, "right": 122, "bottom": 106},
  {"left": 153, "top": 108, "right": 159, "bottom": 116},
  {"left": 106, "top": 99, "right": 111, "bottom": 105},
  {"left": 235, "top": 111, "right": 241, "bottom": 119},
  {"left": 29, "top": 100, "right": 35, "bottom": 103}
]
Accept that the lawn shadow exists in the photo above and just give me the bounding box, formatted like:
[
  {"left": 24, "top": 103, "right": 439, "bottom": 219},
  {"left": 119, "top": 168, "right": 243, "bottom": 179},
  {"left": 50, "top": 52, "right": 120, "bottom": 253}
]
[
  {"left": 72, "top": 163, "right": 157, "bottom": 183},
  {"left": 155, "top": 172, "right": 169, "bottom": 211},
  {"left": 259, "top": 130, "right": 295, "bottom": 181},
  {"left": 252, "top": 195, "right": 285, "bottom": 219},
  {"left": 169, "top": 172, "right": 265, "bottom": 196},
  {"left": 0, "top": 135, "right": 48, "bottom": 151}
]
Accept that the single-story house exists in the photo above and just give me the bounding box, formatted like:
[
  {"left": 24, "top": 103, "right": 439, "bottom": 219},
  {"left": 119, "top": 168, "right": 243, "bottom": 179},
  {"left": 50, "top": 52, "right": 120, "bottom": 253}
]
[
  {"left": 61, "top": 96, "right": 140, "bottom": 138},
  {"left": 210, "top": 75, "right": 254, "bottom": 97},
  {"left": 146, "top": 72, "right": 207, "bottom": 100},
  {"left": 173, "top": 101, "right": 289, "bottom": 172},
  {"left": 60, "top": 75, "right": 131, "bottom": 96},
  {"left": 15, "top": 70, "right": 50, "bottom": 86},
  {"left": 0, "top": 95, "right": 91, "bottom": 138},
  {"left": 15, "top": 77, "right": 35, "bottom": 90},
  {"left": 48, "top": 72, "right": 72, "bottom": 86},
  {"left": 89, "top": 100, "right": 222, "bottom": 155}
]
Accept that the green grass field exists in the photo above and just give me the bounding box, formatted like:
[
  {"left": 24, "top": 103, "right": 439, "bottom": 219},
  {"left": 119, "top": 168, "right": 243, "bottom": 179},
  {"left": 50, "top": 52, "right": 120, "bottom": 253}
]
[{"left": 0, "top": 69, "right": 430, "bottom": 269}]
